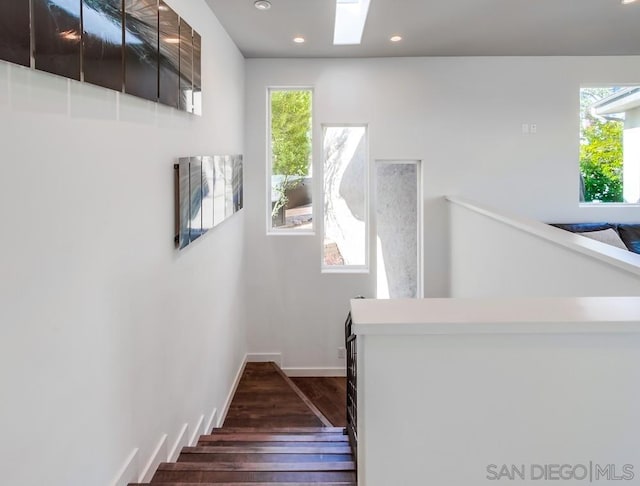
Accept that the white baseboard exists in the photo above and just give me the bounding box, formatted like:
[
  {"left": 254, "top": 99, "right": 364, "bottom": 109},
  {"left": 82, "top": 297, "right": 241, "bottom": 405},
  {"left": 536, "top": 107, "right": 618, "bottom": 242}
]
[
  {"left": 139, "top": 434, "right": 167, "bottom": 483},
  {"left": 217, "top": 354, "right": 248, "bottom": 428},
  {"left": 246, "top": 353, "right": 282, "bottom": 367},
  {"left": 283, "top": 367, "right": 347, "bottom": 377},
  {"left": 190, "top": 414, "right": 205, "bottom": 445},
  {"left": 204, "top": 407, "right": 217, "bottom": 437},
  {"left": 168, "top": 423, "right": 189, "bottom": 462},
  {"left": 109, "top": 448, "right": 139, "bottom": 486},
  {"left": 112, "top": 354, "right": 247, "bottom": 484}
]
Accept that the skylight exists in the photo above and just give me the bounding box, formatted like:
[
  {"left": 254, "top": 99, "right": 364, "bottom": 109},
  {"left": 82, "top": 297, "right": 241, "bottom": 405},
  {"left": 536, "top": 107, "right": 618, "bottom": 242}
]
[{"left": 333, "top": 0, "right": 371, "bottom": 45}]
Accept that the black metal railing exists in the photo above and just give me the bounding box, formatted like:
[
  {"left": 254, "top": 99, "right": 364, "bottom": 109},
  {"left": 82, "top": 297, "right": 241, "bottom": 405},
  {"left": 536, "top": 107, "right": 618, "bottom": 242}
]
[{"left": 345, "top": 298, "right": 363, "bottom": 467}]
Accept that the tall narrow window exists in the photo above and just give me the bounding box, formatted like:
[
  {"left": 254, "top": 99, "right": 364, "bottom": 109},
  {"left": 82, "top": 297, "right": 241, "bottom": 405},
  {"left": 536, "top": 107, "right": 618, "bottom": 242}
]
[
  {"left": 268, "top": 89, "right": 313, "bottom": 232},
  {"left": 375, "top": 160, "right": 422, "bottom": 299},
  {"left": 323, "top": 125, "right": 368, "bottom": 270}
]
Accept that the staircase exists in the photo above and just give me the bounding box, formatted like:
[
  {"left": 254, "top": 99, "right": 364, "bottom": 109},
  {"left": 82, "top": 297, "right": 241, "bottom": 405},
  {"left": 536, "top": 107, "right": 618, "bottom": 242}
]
[{"left": 130, "top": 363, "right": 356, "bottom": 485}]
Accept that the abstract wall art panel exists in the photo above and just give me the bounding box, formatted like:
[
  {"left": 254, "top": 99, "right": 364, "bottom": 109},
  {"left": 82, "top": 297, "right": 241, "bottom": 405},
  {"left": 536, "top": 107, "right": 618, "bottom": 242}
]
[
  {"left": 201, "top": 156, "right": 214, "bottom": 232},
  {"left": 158, "top": 0, "right": 179, "bottom": 108},
  {"left": 213, "top": 155, "right": 226, "bottom": 227},
  {"left": 33, "top": 0, "right": 82, "bottom": 80},
  {"left": 124, "top": 0, "right": 158, "bottom": 102},
  {"left": 224, "top": 156, "right": 235, "bottom": 218},
  {"left": 178, "top": 19, "right": 193, "bottom": 113},
  {"left": 189, "top": 157, "right": 203, "bottom": 241},
  {"left": 232, "top": 155, "right": 244, "bottom": 213},
  {"left": 82, "top": 0, "right": 124, "bottom": 91},
  {"left": 0, "top": 1, "right": 31, "bottom": 67},
  {"left": 193, "top": 32, "right": 202, "bottom": 116},
  {"left": 177, "top": 159, "right": 190, "bottom": 250},
  {"left": 175, "top": 155, "right": 243, "bottom": 250},
  {"left": 0, "top": 0, "right": 201, "bottom": 114}
]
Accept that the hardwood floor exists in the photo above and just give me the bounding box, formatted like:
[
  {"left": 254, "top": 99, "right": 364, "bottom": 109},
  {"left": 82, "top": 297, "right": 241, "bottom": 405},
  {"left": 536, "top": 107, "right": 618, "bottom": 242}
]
[
  {"left": 291, "top": 378, "right": 347, "bottom": 428},
  {"left": 224, "top": 362, "right": 326, "bottom": 428},
  {"left": 131, "top": 362, "right": 355, "bottom": 485}
]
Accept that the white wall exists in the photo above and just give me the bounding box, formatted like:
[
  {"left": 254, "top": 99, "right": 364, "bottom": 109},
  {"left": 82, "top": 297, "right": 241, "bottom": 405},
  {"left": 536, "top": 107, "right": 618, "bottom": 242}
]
[
  {"left": 352, "top": 297, "right": 640, "bottom": 486},
  {"left": 360, "top": 331, "right": 640, "bottom": 486},
  {"left": 244, "top": 56, "right": 640, "bottom": 370},
  {"left": 449, "top": 197, "right": 640, "bottom": 297},
  {"left": 0, "top": 2, "right": 246, "bottom": 485}
]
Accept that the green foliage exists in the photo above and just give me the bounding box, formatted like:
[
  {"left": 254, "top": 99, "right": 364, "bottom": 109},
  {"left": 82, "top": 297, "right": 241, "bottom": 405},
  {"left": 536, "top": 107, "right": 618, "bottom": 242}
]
[
  {"left": 579, "top": 87, "right": 624, "bottom": 203},
  {"left": 580, "top": 117, "right": 623, "bottom": 202},
  {"left": 580, "top": 116, "right": 623, "bottom": 202},
  {"left": 271, "top": 90, "right": 312, "bottom": 177},
  {"left": 270, "top": 91, "right": 312, "bottom": 219}
]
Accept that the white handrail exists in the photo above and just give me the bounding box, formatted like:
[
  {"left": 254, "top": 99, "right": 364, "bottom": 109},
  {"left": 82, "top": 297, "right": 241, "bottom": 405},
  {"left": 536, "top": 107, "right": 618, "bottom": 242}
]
[{"left": 446, "top": 195, "right": 640, "bottom": 278}]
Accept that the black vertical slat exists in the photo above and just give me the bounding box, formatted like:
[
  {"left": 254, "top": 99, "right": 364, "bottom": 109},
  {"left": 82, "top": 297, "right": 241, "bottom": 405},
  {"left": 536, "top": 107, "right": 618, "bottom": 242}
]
[{"left": 345, "top": 305, "right": 359, "bottom": 473}]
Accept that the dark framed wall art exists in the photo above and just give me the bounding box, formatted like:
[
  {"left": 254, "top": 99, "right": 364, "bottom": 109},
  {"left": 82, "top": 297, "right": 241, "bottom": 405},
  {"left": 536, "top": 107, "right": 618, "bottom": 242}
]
[
  {"left": 0, "top": 0, "right": 202, "bottom": 115},
  {"left": 175, "top": 155, "right": 244, "bottom": 250}
]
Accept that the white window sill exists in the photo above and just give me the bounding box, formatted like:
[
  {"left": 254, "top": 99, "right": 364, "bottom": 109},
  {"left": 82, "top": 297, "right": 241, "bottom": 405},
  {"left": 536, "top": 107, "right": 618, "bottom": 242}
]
[
  {"left": 579, "top": 203, "right": 640, "bottom": 208},
  {"left": 321, "top": 267, "right": 370, "bottom": 275}
]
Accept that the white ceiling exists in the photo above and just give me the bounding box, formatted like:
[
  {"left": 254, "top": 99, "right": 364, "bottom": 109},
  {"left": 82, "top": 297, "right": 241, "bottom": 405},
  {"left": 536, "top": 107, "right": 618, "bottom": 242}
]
[{"left": 205, "top": 0, "right": 640, "bottom": 58}]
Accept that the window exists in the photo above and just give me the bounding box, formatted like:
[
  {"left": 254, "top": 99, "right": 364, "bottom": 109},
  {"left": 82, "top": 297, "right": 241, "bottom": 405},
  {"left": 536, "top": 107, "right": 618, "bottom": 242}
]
[
  {"left": 375, "top": 160, "right": 422, "bottom": 299},
  {"left": 268, "top": 88, "right": 313, "bottom": 232},
  {"left": 580, "top": 86, "right": 640, "bottom": 204},
  {"left": 322, "top": 125, "right": 368, "bottom": 270}
]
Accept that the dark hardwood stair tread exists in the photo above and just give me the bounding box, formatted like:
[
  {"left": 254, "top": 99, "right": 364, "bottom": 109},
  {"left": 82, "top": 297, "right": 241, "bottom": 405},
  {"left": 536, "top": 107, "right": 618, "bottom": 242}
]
[
  {"left": 198, "top": 433, "right": 348, "bottom": 442},
  {"left": 211, "top": 427, "right": 344, "bottom": 434},
  {"left": 178, "top": 452, "right": 352, "bottom": 463},
  {"left": 157, "top": 461, "right": 355, "bottom": 472},
  {"left": 197, "top": 441, "right": 350, "bottom": 448},
  {"left": 181, "top": 445, "right": 352, "bottom": 454},
  {"left": 134, "top": 482, "right": 355, "bottom": 485},
  {"left": 150, "top": 471, "right": 356, "bottom": 483}
]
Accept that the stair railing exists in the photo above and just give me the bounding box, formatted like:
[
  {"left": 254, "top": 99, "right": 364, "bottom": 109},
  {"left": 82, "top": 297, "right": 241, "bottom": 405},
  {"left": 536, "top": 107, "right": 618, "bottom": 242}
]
[{"left": 345, "top": 296, "right": 363, "bottom": 468}]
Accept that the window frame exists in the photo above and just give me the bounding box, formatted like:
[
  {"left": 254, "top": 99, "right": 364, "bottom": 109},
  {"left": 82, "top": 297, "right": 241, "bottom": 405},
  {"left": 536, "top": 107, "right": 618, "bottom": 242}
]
[
  {"left": 320, "top": 123, "right": 370, "bottom": 274},
  {"left": 266, "top": 86, "right": 315, "bottom": 236},
  {"left": 372, "top": 159, "right": 424, "bottom": 299},
  {"left": 578, "top": 83, "right": 640, "bottom": 207}
]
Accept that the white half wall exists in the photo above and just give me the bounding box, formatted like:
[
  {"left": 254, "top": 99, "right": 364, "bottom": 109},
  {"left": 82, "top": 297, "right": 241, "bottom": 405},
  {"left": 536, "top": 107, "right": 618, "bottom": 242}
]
[
  {"left": 360, "top": 331, "right": 640, "bottom": 486},
  {"left": 449, "top": 197, "right": 640, "bottom": 297},
  {"left": 352, "top": 297, "right": 640, "bottom": 486},
  {"left": 0, "top": 1, "right": 246, "bottom": 485},
  {"left": 244, "top": 56, "right": 640, "bottom": 369}
]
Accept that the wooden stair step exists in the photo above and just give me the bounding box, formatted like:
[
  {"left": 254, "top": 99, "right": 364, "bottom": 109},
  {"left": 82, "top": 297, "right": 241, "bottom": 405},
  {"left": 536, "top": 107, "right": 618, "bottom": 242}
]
[
  {"left": 178, "top": 449, "right": 352, "bottom": 463},
  {"left": 134, "top": 482, "right": 355, "bottom": 485},
  {"left": 197, "top": 440, "right": 349, "bottom": 448},
  {"left": 150, "top": 461, "right": 356, "bottom": 483},
  {"left": 156, "top": 462, "right": 355, "bottom": 472},
  {"left": 198, "top": 433, "right": 348, "bottom": 443},
  {"left": 196, "top": 442, "right": 350, "bottom": 449},
  {"left": 182, "top": 445, "right": 352, "bottom": 454},
  {"left": 211, "top": 427, "right": 345, "bottom": 434}
]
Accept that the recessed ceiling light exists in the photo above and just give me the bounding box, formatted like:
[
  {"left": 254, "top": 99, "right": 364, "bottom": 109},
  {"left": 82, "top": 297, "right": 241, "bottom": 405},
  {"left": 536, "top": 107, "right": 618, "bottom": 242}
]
[
  {"left": 254, "top": 0, "right": 271, "bottom": 10},
  {"left": 390, "top": 35, "right": 403, "bottom": 42},
  {"left": 622, "top": 0, "right": 638, "bottom": 4},
  {"left": 293, "top": 36, "right": 306, "bottom": 44}
]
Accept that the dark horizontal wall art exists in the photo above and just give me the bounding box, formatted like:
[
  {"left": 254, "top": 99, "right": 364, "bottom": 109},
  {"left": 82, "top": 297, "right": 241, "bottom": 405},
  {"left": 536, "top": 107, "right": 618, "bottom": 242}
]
[
  {"left": 175, "top": 155, "right": 243, "bottom": 250},
  {"left": 0, "top": 0, "right": 202, "bottom": 115},
  {"left": 0, "top": 2, "right": 32, "bottom": 68}
]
